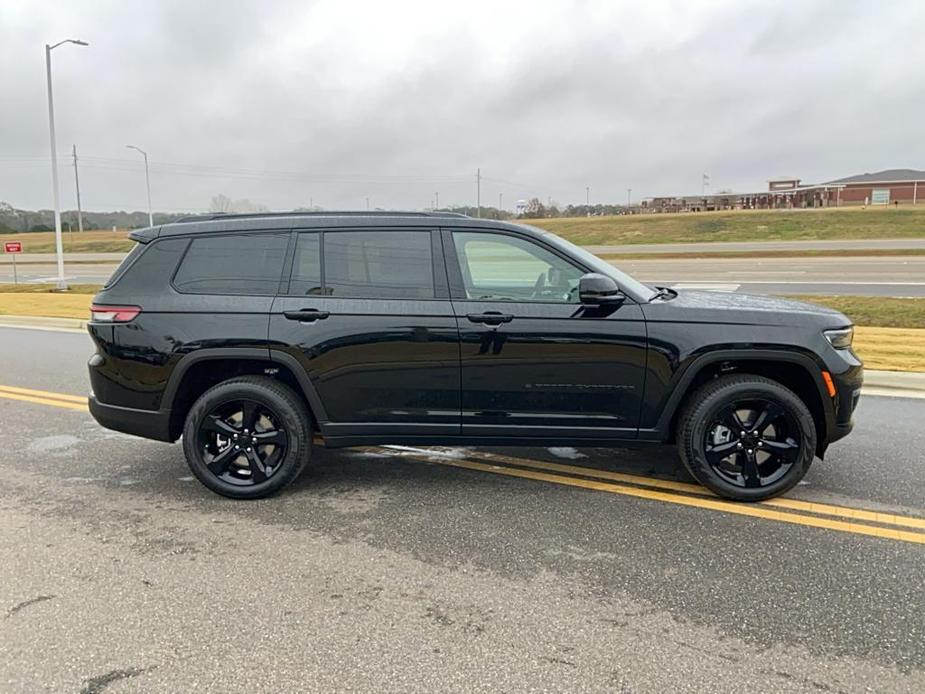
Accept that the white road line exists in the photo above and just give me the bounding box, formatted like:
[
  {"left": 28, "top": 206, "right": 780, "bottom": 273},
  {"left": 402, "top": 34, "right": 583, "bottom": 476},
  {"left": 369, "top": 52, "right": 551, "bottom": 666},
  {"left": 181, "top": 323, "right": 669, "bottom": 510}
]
[{"left": 670, "top": 283, "right": 741, "bottom": 292}]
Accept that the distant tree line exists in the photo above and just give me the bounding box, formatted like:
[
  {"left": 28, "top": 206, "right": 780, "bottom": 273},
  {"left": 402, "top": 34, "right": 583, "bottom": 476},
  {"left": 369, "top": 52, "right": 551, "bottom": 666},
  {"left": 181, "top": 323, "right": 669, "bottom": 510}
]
[
  {"left": 0, "top": 202, "right": 186, "bottom": 232},
  {"left": 445, "top": 199, "right": 633, "bottom": 220},
  {"left": 0, "top": 194, "right": 636, "bottom": 233}
]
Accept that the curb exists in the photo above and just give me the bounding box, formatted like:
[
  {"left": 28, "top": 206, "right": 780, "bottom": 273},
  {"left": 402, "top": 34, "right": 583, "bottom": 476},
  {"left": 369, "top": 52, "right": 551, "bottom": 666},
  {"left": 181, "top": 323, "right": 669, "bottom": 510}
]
[
  {"left": 0, "top": 315, "right": 923, "bottom": 395},
  {"left": 0, "top": 315, "right": 87, "bottom": 332},
  {"left": 864, "top": 370, "right": 925, "bottom": 398}
]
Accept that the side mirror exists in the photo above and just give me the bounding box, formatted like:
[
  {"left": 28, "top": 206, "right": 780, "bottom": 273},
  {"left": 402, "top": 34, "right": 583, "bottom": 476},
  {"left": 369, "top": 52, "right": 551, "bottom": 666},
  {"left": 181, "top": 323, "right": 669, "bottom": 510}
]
[{"left": 579, "top": 273, "right": 625, "bottom": 305}]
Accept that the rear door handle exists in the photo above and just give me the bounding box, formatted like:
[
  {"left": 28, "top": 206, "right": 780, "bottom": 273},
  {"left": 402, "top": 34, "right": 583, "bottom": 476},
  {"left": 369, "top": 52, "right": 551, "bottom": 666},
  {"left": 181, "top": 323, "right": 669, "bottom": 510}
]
[
  {"left": 283, "top": 308, "right": 330, "bottom": 322},
  {"left": 467, "top": 312, "right": 513, "bottom": 326}
]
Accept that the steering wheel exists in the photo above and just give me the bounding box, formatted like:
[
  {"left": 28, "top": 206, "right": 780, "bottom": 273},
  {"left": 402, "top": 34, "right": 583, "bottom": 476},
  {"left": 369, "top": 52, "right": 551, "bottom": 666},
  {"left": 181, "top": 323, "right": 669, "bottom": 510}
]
[{"left": 531, "top": 268, "right": 572, "bottom": 301}]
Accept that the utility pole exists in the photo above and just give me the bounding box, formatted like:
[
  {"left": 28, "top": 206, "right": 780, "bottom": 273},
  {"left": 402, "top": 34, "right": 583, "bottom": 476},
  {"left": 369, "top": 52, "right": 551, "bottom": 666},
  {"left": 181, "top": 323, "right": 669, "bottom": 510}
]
[
  {"left": 586, "top": 186, "right": 590, "bottom": 207},
  {"left": 702, "top": 173, "right": 710, "bottom": 196},
  {"left": 72, "top": 144, "right": 83, "bottom": 232},
  {"left": 365, "top": 196, "right": 370, "bottom": 211},
  {"left": 476, "top": 168, "right": 481, "bottom": 218},
  {"left": 435, "top": 191, "right": 439, "bottom": 210},
  {"left": 627, "top": 188, "right": 632, "bottom": 207},
  {"left": 499, "top": 192, "right": 503, "bottom": 211}
]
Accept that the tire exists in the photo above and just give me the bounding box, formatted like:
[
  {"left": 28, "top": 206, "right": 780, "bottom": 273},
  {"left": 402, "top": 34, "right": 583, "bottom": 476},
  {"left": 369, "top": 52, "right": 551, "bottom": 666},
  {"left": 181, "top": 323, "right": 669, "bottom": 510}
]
[
  {"left": 677, "top": 374, "right": 816, "bottom": 501},
  {"left": 182, "top": 376, "right": 312, "bottom": 499}
]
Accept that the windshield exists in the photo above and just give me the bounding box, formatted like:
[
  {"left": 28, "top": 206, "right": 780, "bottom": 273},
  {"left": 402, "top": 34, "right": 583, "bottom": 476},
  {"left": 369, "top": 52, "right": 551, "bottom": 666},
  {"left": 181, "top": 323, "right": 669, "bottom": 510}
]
[{"left": 520, "top": 224, "right": 658, "bottom": 301}]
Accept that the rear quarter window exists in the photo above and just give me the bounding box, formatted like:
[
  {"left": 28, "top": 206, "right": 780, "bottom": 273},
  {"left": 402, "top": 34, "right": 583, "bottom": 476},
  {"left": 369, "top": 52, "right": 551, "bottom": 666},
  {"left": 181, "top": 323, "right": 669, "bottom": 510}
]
[
  {"left": 104, "top": 238, "right": 189, "bottom": 292},
  {"left": 103, "top": 243, "right": 145, "bottom": 288}
]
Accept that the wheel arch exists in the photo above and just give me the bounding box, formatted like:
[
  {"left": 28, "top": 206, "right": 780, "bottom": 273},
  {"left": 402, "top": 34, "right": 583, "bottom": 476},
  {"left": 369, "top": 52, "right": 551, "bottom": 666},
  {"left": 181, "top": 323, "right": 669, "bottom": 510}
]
[
  {"left": 163, "top": 348, "right": 327, "bottom": 441},
  {"left": 648, "top": 349, "right": 833, "bottom": 456}
]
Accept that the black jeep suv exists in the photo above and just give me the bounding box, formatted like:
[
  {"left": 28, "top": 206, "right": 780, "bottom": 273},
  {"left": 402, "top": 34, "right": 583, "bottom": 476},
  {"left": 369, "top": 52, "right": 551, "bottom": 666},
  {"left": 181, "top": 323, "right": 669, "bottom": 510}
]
[{"left": 87, "top": 211, "right": 862, "bottom": 501}]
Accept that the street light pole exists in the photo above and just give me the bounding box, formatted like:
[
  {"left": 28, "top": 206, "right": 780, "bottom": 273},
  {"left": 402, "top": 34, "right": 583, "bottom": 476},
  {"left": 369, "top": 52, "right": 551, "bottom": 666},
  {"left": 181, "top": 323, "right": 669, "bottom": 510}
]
[
  {"left": 126, "top": 145, "right": 153, "bottom": 227},
  {"left": 45, "top": 38, "right": 88, "bottom": 290}
]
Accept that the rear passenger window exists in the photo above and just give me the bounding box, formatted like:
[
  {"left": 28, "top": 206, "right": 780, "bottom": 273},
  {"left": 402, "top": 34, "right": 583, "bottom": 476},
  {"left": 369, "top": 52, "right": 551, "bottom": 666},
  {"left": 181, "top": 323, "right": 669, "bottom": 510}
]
[
  {"left": 289, "top": 233, "right": 323, "bottom": 295},
  {"left": 173, "top": 234, "right": 288, "bottom": 295},
  {"left": 323, "top": 231, "right": 434, "bottom": 299}
]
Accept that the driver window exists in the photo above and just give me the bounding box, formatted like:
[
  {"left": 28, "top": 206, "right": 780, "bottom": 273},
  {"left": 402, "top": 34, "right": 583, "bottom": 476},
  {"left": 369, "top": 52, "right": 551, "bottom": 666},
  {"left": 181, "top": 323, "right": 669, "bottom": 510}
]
[{"left": 452, "top": 232, "right": 583, "bottom": 303}]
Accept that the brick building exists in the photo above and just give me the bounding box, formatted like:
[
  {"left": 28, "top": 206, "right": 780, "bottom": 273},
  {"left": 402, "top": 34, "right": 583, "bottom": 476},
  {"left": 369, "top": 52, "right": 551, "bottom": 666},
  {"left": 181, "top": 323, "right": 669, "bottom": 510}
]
[
  {"left": 827, "top": 169, "right": 924, "bottom": 206},
  {"left": 642, "top": 168, "right": 923, "bottom": 212}
]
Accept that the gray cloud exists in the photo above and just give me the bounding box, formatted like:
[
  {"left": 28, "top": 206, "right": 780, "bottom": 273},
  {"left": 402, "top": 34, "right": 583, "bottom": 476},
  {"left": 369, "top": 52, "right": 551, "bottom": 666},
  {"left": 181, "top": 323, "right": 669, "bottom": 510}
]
[{"left": 1, "top": 0, "right": 922, "bottom": 213}]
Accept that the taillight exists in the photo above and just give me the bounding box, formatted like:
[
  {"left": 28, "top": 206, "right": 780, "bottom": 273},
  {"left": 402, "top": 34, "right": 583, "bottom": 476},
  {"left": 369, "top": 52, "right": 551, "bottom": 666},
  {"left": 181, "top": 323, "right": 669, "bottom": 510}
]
[{"left": 90, "top": 304, "right": 142, "bottom": 323}]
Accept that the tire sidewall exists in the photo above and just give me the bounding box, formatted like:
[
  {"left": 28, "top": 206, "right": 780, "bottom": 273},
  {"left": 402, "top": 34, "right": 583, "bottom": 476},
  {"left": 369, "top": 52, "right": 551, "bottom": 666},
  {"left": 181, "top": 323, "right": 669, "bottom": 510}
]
[
  {"left": 182, "top": 380, "right": 309, "bottom": 499},
  {"left": 682, "top": 380, "right": 816, "bottom": 501}
]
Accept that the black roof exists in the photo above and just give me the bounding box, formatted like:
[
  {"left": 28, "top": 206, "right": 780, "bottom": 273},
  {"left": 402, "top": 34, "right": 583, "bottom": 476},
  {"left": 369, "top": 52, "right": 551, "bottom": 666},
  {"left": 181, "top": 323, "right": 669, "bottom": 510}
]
[
  {"left": 172, "top": 210, "right": 470, "bottom": 223},
  {"left": 130, "top": 210, "right": 532, "bottom": 242}
]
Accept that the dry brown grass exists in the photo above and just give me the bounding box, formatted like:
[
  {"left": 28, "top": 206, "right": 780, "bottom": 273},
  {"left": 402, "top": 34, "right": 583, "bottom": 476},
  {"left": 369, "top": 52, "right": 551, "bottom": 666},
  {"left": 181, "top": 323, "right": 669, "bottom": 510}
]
[
  {"left": 0, "top": 292, "right": 91, "bottom": 319},
  {"left": 853, "top": 327, "right": 925, "bottom": 372},
  {"left": 0, "top": 230, "right": 133, "bottom": 253}
]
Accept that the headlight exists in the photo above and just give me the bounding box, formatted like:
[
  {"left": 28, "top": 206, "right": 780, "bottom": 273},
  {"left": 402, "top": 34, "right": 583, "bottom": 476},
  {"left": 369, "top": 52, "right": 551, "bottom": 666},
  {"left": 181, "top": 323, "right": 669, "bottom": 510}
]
[{"left": 824, "top": 326, "right": 854, "bottom": 349}]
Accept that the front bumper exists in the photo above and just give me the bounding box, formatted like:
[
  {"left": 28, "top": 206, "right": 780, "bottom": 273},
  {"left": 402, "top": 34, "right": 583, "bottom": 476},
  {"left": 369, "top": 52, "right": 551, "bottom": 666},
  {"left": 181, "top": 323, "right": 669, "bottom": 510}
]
[{"left": 826, "top": 356, "right": 863, "bottom": 446}]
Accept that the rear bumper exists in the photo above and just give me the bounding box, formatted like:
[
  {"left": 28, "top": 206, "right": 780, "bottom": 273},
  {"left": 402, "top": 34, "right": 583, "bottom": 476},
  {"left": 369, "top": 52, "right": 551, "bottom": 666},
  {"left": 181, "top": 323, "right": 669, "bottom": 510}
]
[{"left": 88, "top": 395, "right": 174, "bottom": 443}]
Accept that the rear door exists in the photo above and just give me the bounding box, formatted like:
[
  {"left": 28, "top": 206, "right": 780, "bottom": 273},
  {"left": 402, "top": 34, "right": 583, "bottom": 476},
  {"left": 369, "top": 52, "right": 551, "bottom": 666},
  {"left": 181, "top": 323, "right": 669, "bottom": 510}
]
[
  {"left": 445, "top": 228, "right": 647, "bottom": 438},
  {"left": 269, "top": 228, "right": 460, "bottom": 438}
]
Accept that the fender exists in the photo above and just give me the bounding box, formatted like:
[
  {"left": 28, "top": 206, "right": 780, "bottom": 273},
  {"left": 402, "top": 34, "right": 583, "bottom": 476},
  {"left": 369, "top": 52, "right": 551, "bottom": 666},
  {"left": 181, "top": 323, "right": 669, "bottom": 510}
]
[
  {"left": 161, "top": 347, "right": 329, "bottom": 426},
  {"left": 638, "top": 347, "right": 834, "bottom": 442}
]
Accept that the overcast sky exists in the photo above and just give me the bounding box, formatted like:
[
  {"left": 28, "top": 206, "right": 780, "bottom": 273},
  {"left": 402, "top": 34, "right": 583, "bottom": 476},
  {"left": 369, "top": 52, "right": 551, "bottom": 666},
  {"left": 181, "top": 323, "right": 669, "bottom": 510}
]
[{"left": 1, "top": 0, "right": 923, "bottom": 213}]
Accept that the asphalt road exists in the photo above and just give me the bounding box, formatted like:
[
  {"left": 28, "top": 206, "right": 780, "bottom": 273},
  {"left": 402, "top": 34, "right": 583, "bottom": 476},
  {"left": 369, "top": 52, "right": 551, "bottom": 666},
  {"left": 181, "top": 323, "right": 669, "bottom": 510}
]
[
  {"left": 622, "top": 255, "right": 925, "bottom": 297},
  {"left": 1, "top": 326, "right": 924, "bottom": 692},
  {"left": 3, "top": 253, "right": 923, "bottom": 297}
]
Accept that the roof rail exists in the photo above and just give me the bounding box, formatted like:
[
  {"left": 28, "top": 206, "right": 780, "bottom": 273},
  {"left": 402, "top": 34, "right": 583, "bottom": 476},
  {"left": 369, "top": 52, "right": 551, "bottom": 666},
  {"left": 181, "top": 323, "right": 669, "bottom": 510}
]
[{"left": 172, "top": 210, "right": 470, "bottom": 224}]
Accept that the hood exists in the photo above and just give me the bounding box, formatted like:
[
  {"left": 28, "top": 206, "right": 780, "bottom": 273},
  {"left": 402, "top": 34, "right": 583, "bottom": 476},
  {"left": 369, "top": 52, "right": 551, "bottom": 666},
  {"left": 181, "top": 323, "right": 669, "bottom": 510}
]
[{"left": 648, "top": 289, "right": 851, "bottom": 328}]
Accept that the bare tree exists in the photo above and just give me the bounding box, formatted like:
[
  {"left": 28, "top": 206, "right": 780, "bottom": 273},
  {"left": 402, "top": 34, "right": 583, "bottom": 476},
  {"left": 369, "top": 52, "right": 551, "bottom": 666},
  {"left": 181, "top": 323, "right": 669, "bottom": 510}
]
[
  {"left": 209, "top": 194, "right": 269, "bottom": 213},
  {"left": 209, "top": 194, "right": 233, "bottom": 213}
]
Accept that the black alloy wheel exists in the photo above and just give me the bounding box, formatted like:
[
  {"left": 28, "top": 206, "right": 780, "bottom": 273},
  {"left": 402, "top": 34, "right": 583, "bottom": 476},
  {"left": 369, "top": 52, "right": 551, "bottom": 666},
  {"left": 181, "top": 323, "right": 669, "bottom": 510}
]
[
  {"left": 198, "top": 399, "right": 289, "bottom": 486},
  {"left": 677, "top": 374, "right": 816, "bottom": 501},
  {"left": 702, "top": 398, "right": 801, "bottom": 489},
  {"left": 183, "top": 376, "right": 311, "bottom": 499}
]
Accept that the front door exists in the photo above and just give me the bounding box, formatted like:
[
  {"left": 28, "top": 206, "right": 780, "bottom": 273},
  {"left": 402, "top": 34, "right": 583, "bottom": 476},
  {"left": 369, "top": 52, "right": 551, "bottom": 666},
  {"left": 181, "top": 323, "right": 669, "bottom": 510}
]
[
  {"left": 270, "top": 228, "right": 460, "bottom": 438},
  {"left": 445, "top": 229, "right": 647, "bottom": 439}
]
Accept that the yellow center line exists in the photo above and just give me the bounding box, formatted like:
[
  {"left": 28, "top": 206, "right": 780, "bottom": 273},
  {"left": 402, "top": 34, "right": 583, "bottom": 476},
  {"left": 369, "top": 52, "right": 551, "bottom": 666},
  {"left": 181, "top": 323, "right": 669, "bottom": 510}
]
[
  {"left": 436, "top": 449, "right": 925, "bottom": 531},
  {"left": 412, "top": 455, "right": 925, "bottom": 545},
  {"left": 0, "top": 389, "right": 89, "bottom": 412},
  {"left": 0, "top": 384, "right": 88, "bottom": 404},
  {"left": 377, "top": 446, "right": 925, "bottom": 534}
]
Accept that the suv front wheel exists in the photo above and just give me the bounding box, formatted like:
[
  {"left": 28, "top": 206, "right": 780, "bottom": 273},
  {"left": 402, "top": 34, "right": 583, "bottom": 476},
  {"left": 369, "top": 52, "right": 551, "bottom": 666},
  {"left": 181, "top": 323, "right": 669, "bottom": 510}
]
[
  {"left": 182, "top": 376, "right": 312, "bottom": 499},
  {"left": 677, "top": 374, "right": 816, "bottom": 501}
]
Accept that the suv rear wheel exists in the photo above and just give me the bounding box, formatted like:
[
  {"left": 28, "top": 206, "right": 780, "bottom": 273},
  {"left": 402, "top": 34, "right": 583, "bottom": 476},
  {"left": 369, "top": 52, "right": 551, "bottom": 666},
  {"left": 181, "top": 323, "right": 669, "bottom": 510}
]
[
  {"left": 182, "top": 376, "right": 311, "bottom": 499},
  {"left": 677, "top": 374, "right": 816, "bottom": 501}
]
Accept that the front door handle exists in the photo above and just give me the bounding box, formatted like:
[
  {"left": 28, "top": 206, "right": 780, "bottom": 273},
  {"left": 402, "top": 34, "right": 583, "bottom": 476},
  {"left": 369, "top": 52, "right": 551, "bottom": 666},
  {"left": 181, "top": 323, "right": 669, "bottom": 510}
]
[
  {"left": 283, "top": 308, "right": 330, "bottom": 322},
  {"left": 467, "top": 312, "right": 513, "bottom": 326}
]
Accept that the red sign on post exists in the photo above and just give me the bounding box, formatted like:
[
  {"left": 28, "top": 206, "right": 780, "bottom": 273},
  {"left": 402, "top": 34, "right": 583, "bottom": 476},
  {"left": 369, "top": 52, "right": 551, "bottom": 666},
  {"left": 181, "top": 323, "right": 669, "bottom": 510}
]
[{"left": 3, "top": 242, "right": 22, "bottom": 253}]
